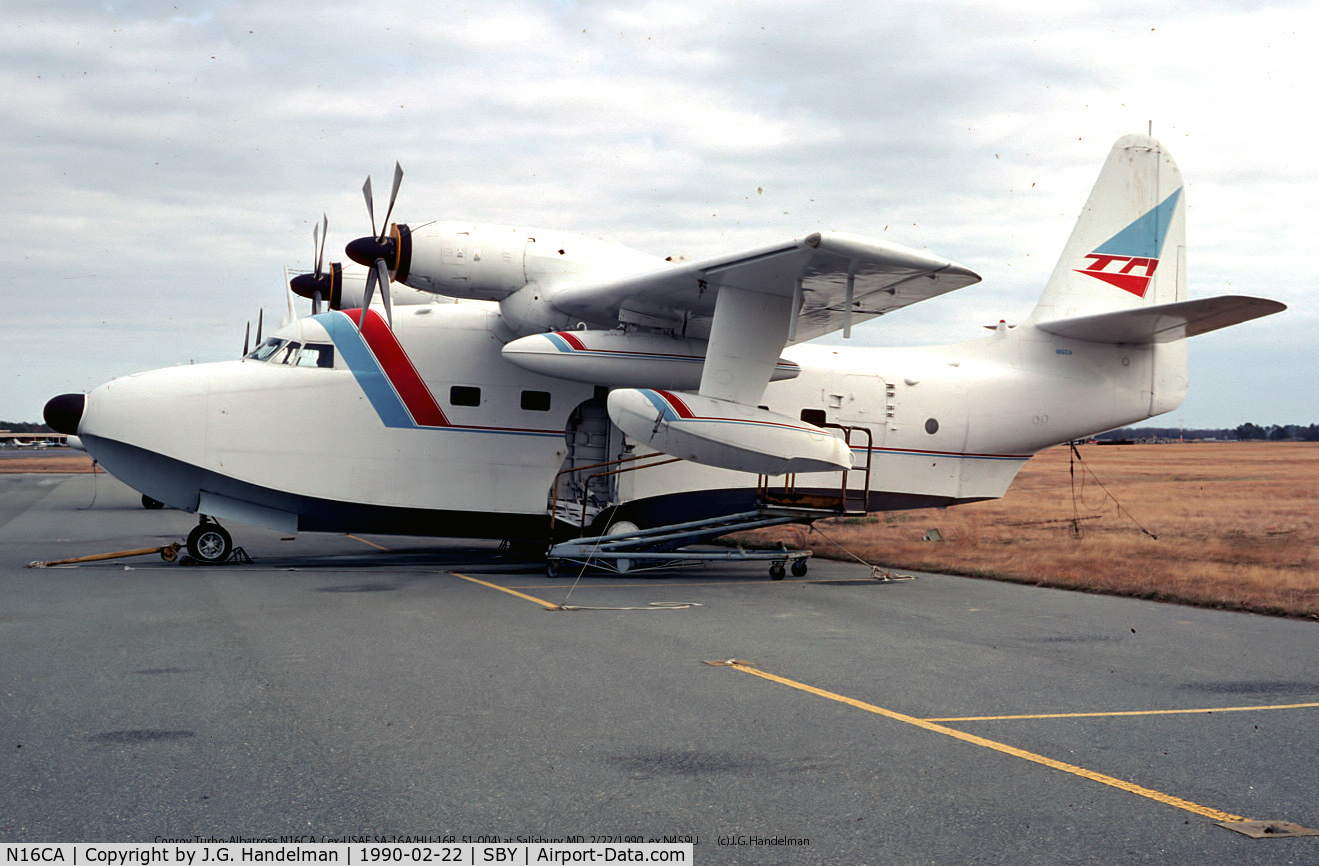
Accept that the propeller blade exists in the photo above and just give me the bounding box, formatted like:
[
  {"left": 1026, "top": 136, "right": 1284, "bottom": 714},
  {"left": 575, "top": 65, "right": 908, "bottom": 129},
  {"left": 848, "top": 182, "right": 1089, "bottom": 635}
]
[
  {"left": 360, "top": 263, "right": 377, "bottom": 330},
  {"left": 312, "top": 289, "right": 322, "bottom": 316},
  {"left": 362, "top": 175, "right": 376, "bottom": 240},
  {"left": 319, "top": 213, "right": 328, "bottom": 274},
  {"left": 256, "top": 309, "right": 263, "bottom": 345},
  {"left": 379, "top": 162, "right": 403, "bottom": 242},
  {"left": 312, "top": 215, "right": 325, "bottom": 276},
  {"left": 243, "top": 321, "right": 251, "bottom": 357},
  {"left": 375, "top": 257, "right": 393, "bottom": 328}
]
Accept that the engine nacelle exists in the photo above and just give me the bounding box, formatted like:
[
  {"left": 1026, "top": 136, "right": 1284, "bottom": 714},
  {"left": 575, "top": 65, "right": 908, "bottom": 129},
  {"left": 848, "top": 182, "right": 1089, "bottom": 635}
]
[
  {"left": 397, "top": 222, "right": 530, "bottom": 301},
  {"left": 352, "top": 221, "right": 666, "bottom": 308},
  {"left": 290, "top": 262, "right": 451, "bottom": 311},
  {"left": 502, "top": 330, "right": 801, "bottom": 390}
]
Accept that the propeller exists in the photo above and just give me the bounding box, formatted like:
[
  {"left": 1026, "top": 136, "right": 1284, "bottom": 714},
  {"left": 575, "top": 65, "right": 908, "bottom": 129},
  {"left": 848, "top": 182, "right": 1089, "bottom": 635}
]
[
  {"left": 289, "top": 213, "right": 339, "bottom": 314},
  {"left": 345, "top": 161, "right": 404, "bottom": 330},
  {"left": 243, "top": 321, "right": 251, "bottom": 357}
]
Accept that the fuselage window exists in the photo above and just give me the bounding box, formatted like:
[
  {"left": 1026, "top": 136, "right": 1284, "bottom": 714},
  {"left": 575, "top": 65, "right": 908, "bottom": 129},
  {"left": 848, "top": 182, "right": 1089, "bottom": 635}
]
[
  {"left": 248, "top": 338, "right": 284, "bottom": 362},
  {"left": 521, "top": 390, "right": 551, "bottom": 411},
  {"left": 800, "top": 408, "right": 827, "bottom": 427},
  {"left": 296, "top": 344, "right": 335, "bottom": 368},
  {"left": 450, "top": 386, "right": 481, "bottom": 407}
]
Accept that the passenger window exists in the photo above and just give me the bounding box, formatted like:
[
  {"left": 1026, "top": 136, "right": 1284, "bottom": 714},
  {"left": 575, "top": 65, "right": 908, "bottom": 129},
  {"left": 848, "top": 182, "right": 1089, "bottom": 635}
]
[
  {"left": 521, "top": 390, "right": 551, "bottom": 411},
  {"left": 800, "top": 409, "right": 827, "bottom": 427},
  {"left": 450, "top": 386, "right": 481, "bottom": 407}
]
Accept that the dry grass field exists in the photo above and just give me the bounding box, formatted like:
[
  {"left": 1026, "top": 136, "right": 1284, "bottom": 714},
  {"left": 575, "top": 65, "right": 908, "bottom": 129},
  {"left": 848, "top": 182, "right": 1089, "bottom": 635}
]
[
  {"left": 0, "top": 452, "right": 102, "bottom": 473},
  {"left": 737, "top": 442, "right": 1319, "bottom": 620}
]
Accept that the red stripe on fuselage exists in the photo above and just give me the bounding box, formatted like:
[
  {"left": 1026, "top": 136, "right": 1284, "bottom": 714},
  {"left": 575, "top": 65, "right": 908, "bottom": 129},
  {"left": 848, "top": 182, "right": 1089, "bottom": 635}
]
[{"left": 354, "top": 309, "right": 449, "bottom": 427}]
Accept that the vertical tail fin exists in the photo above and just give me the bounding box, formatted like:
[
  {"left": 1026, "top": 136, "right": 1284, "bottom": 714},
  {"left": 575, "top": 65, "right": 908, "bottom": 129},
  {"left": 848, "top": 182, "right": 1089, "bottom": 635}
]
[{"left": 1028, "top": 134, "right": 1186, "bottom": 324}]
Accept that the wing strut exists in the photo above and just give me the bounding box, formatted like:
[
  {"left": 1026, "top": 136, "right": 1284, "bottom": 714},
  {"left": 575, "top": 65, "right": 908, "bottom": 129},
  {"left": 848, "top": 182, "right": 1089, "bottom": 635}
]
[{"left": 698, "top": 286, "right": 795, "bottom": 405}]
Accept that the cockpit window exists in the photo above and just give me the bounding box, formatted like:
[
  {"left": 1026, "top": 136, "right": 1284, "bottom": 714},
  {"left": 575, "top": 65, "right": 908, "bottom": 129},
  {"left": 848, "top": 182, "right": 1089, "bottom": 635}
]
[
  {"left": 295, "top": 344, "right": 335, "bottom": 368},
  {"left": 246, "top": 338, "right": 335, "bottom": 368},
  {"left": 247, "top": 338, "right": 285, "bottom": 361},
  {"left": 275, "top": 341, "right": 301, "bottom": 364}
]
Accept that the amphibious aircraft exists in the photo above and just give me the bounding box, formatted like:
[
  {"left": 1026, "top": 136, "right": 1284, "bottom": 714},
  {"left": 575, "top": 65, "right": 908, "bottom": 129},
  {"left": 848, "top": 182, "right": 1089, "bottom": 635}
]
[{"left": 44, "top": 134, "right": 1284, "bottom": 565}]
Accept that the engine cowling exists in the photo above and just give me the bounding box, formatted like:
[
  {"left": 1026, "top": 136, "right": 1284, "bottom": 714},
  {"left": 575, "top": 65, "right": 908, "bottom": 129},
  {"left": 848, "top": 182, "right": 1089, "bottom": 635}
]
[{"left": 395, "top": 223, "right": 530, "bottom": 301}]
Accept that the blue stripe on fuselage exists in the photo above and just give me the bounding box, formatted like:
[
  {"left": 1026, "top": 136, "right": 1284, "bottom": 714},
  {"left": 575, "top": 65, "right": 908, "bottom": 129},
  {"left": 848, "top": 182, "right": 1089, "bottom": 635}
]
[{"left": 316, "top": 312, "right": 415, "bottom": 429}]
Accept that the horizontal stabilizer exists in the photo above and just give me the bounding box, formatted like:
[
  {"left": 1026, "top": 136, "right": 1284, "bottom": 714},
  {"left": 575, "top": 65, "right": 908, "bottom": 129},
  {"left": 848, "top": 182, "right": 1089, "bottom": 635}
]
[
  {"left": 607, "top": 388, "right": 852, "bottom": 476},
  {"left": 1034, "top": 295, "right": 1285, "bottom": 344}
]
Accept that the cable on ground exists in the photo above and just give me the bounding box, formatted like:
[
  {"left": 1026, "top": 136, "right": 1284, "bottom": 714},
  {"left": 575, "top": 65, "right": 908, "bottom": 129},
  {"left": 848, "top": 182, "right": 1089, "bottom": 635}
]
[
  {"left": 1068, "top": 442, "right": 1158, "bottom": 540},
  {"left": 807, "top": 522, "right": 915, "bottom": 581}
]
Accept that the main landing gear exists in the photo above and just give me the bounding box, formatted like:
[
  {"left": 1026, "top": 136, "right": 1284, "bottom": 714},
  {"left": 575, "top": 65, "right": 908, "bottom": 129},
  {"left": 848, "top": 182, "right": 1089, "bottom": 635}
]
[{"left": 186, "top": 517, "right": 234, "bottom": 564}]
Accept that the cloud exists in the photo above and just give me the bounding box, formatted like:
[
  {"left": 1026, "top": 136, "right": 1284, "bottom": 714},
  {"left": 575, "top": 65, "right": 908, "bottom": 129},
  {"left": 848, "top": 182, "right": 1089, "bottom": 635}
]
[{"left": 1, "top": 0, "right": 1314, "bottom": 427}]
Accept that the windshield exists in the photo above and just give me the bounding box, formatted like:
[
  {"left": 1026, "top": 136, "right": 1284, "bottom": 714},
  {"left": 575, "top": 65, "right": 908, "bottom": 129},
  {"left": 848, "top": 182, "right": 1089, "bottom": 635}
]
[{"left": 247, "top": 338, "right": 284, "bottom": 361}]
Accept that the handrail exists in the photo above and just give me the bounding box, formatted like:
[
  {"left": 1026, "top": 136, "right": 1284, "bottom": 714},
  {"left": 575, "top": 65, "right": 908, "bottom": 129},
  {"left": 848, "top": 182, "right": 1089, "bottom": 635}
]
[
  {"left": 757, "top": 424, "right": 874, "bottom": 515},
  {"left": 824, "top": 423, "right": 874, "bottom": 513},
  {"left": 548, "top": 451, "right": 681, "bottom": 535},
  {"left": 576, "top": 456, "right": 684, "bottom": 535}
]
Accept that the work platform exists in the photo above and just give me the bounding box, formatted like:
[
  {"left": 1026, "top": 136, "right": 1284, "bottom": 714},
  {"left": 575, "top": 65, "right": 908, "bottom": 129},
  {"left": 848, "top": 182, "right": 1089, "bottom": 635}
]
[
  {"left": 546, "top": 508, "right": 817, "bottom": 578},
  {"left": 545, "top": 424, "right": 875, "bottom": 577}
]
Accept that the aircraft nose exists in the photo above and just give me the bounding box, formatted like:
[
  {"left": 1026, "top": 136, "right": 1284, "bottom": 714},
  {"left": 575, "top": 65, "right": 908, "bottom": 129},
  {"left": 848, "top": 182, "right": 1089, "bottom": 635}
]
[{"left": 44, "top": 393, "right": 86, "bottom": 435}]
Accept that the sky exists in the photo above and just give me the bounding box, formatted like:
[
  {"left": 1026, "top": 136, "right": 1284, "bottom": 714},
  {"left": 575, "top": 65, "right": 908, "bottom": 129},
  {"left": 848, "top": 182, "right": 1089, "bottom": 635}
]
[{"left": 3, "top": 0, "right": 1315, "bottom": 428}]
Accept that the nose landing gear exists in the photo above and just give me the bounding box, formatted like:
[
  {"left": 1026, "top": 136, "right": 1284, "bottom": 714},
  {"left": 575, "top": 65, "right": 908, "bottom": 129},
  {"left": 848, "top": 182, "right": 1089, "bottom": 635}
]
[{"left": 185, "top": 517, "right": 242, "bottom": 564}]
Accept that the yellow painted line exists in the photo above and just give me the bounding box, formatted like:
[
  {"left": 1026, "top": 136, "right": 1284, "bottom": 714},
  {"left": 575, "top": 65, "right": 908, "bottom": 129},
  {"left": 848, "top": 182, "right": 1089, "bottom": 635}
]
[
  {"left": 346, "top": 534, "right": 391, "bottom": 551},
  {"left": 723, "top": 662, "right": 1249, "bottom": 823},
  {"left": 502, "top": 580, "right": 815, "bottom": 590},
  {"left": 452, "top": 572, "right": 561, "bottom": 611},
  {"left": 926, "top": 702, "right": 1319, "bottom": 722}
]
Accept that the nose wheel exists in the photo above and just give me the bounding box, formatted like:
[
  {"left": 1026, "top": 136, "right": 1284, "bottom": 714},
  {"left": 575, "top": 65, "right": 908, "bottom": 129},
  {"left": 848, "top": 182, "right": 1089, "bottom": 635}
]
[{"left": 186, "top": 519, "right": 233, "bottom": 564}]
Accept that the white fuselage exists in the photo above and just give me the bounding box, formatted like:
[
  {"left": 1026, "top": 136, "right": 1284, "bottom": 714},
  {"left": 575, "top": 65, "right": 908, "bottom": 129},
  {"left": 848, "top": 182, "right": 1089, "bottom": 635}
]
[{"left": 76, "top": 300, "right": 1163, "bottom": 539}]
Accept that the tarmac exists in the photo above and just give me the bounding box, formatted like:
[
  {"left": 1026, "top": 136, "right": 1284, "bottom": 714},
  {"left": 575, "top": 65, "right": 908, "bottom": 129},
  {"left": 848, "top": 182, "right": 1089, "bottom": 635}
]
[{"left": 2, "top": 467, "right": 1318, "bottom": 864}]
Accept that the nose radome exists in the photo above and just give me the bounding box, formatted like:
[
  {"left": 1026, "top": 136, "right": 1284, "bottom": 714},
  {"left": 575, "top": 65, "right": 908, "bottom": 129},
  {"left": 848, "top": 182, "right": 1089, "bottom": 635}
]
[{"left": 44, "top": 393, "right": 86, "bottom": 435}]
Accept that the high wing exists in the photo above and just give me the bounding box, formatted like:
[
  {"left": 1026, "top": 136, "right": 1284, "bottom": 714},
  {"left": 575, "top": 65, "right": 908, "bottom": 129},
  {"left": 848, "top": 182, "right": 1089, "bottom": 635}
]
[
  {"left": 551, "top": 231, "right": 979, "bottom": 477},
  {"left": 553, "top": 231, "right": 981, "bottom": 345}
]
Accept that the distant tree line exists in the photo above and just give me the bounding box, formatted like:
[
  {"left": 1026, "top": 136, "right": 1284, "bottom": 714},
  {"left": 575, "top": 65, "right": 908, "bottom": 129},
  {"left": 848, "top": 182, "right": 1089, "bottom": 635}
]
[
  {"left": 1097, "top": 424, "right": 1319, "bottom": 442},
  {"left": 1, "top": 421, "right": 53, "bottom": 433}
]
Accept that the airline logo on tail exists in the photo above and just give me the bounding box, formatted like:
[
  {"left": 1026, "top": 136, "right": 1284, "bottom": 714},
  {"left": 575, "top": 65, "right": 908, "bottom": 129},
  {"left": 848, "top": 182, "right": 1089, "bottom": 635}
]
[{"left": 1075, "top": 188, "right": 1182, "bottom": 298}]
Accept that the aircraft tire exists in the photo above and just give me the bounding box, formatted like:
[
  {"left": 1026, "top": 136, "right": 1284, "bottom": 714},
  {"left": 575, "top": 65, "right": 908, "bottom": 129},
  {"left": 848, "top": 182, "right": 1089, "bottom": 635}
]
[{"left": 187, "top": 522, "right": 233, "bottom": 564}]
